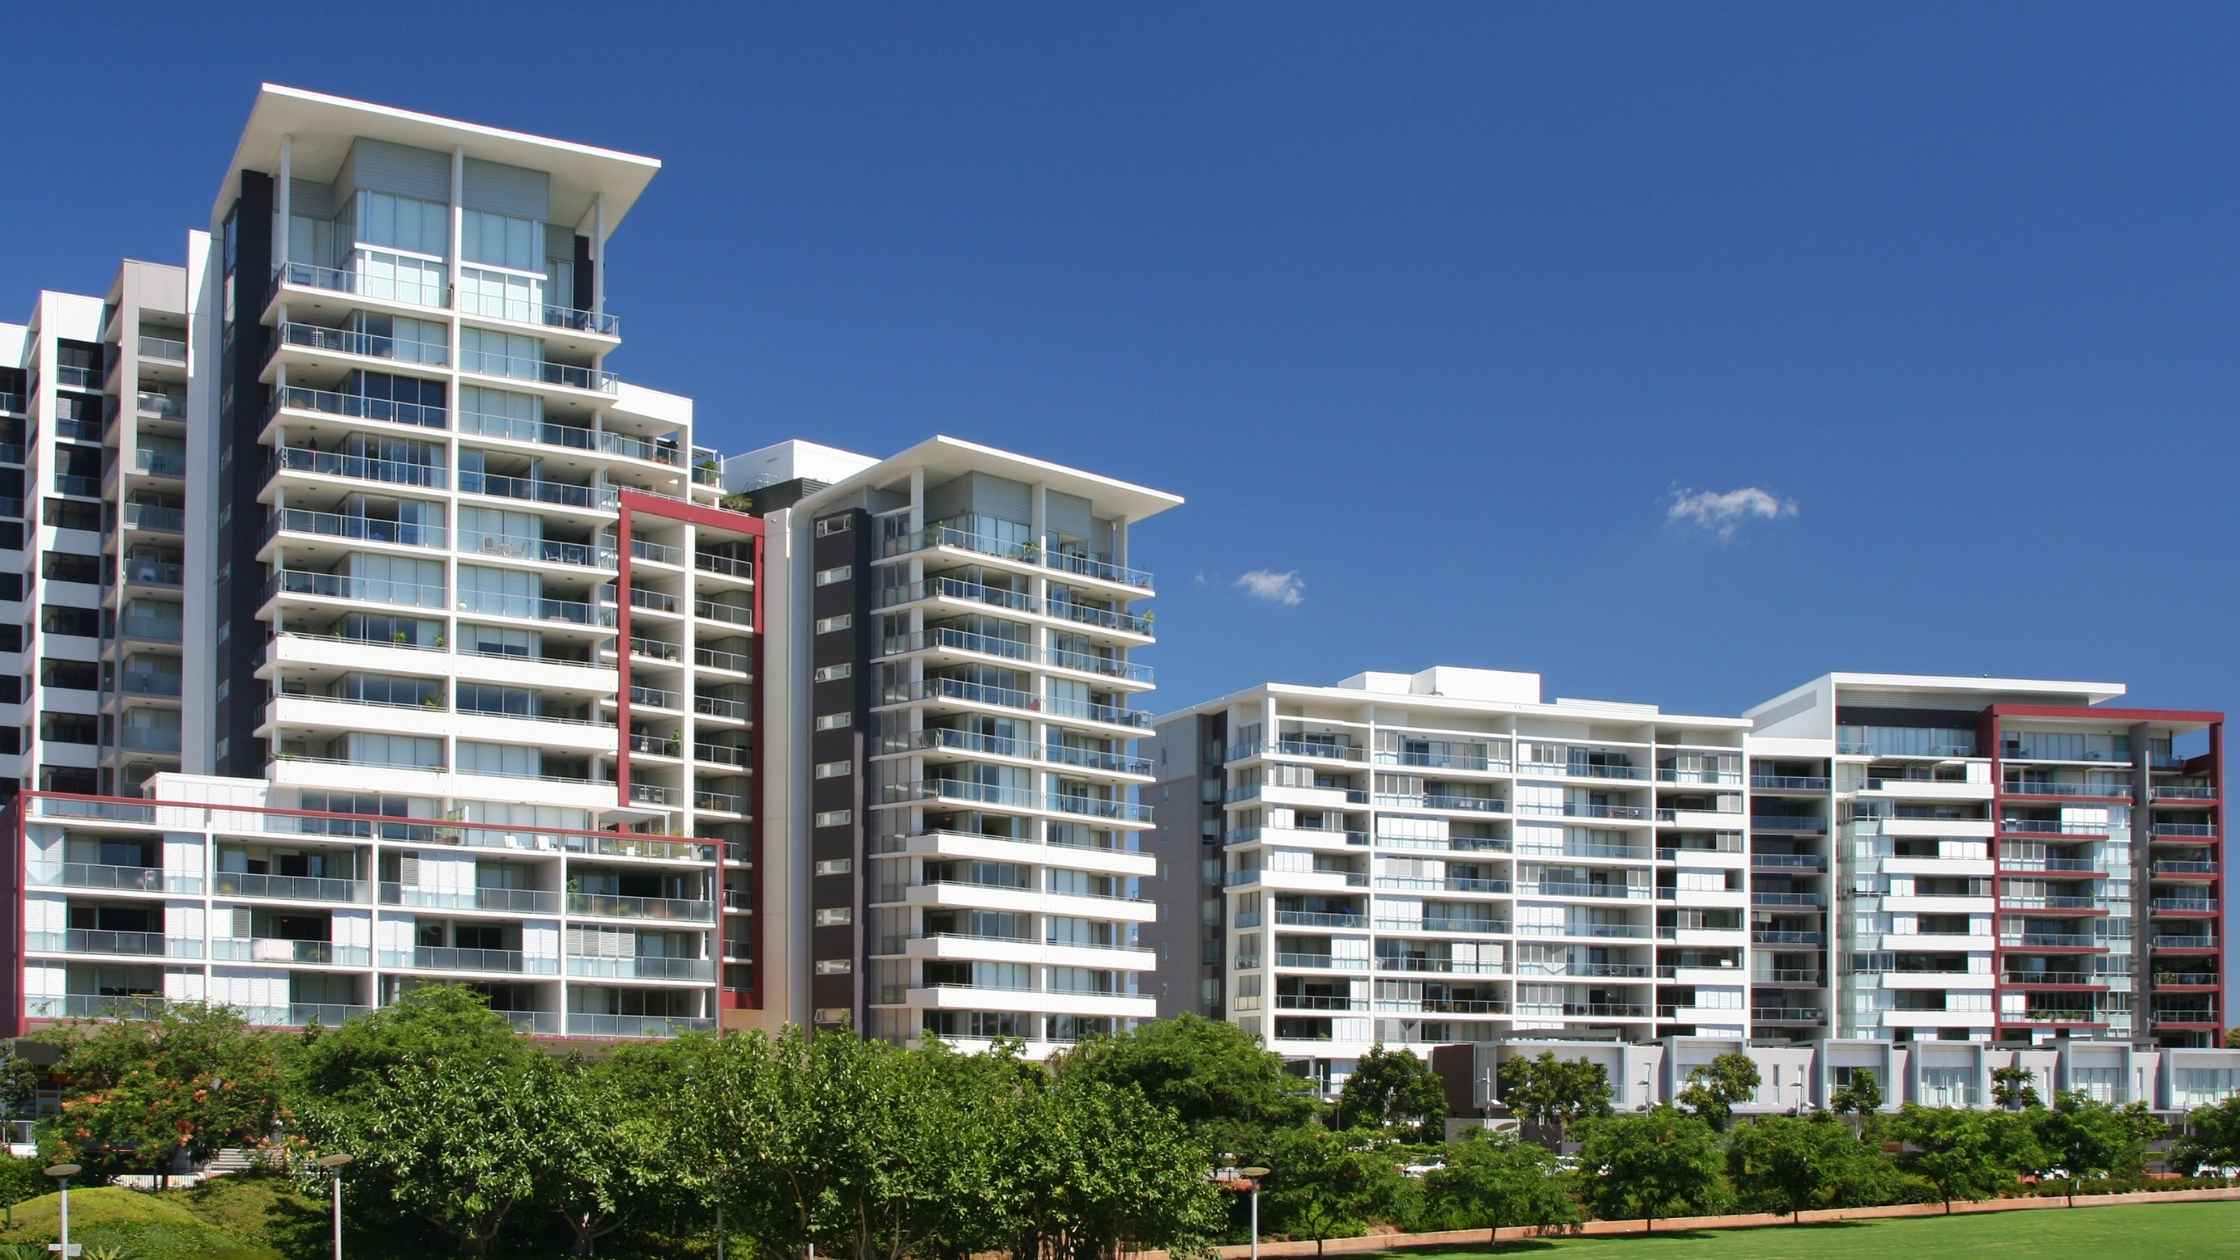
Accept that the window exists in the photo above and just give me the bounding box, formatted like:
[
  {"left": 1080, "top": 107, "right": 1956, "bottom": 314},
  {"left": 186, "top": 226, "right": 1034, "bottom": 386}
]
[
  {"left": 814, "top": 958, "right": 853, "bottom": 975},
  {"left": 815, "top": 613, "right": 852, "bottom": 634},
  {"left": 461, "top": 208, "right": 541, "bottom": 272},
  {"left": 814, "top": 859, "right": 853, "bottom": 876},
  {"left": 815, "top": 712, "right": 852, "bottom": 731},
  {"left": 814, "top": 515, "right": 850, "bottom": 536},
  {"left": 813, "top": 663, "right": 851, "bottom": 683},
  {"left": 814, "top": 908, "right": 852, "bottom": 927},
  {"left": 815, "top": 564, "right": 852, "bottom": 586},
  {"left": 355, "top": 190, "right": 448, "bottom": 258},
  {"left": 814, "top": 809, "right": 852, "bottom": 828},
  {"left": 815, "top": 760, "right": 851, "bottom": 780}
]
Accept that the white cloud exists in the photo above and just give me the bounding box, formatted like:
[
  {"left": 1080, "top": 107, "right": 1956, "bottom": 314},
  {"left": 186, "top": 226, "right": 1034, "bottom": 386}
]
[
  {"left": 1234, "top": 569, "right": 1306, "bottom": 607},
  {"left": 1666, "top": 486, "right": 1799, "bottom": 542}
]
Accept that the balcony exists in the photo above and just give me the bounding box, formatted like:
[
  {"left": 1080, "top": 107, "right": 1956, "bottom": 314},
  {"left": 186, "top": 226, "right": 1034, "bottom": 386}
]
[
  {"left": 212, "top": 870, "right": 367, "bottom": 903},
  {"left": 694, "top": 551, "right": 755, "bottom": 580},
  {"left": 882, "top": 627, "right": 1151, "bottom": 685},
  {"left": 458, "top": 346, "right": 619, "bottom": 395},
  {"left": 380, "top": 884, "right": 562, "bottom": 914},
  {"left": 32, "top": 863, "right": 201, "bottom": 895},
  {"left": 883, "top": 676, "right": 1149, "bottom": 729},
  {"left": 461, "top": 529, "right": 614, "bottom": 569},
  {"left": 271, "top": 507, "right": 448, "bottom": 551},
  {"left": 565, "top": 1013, "right": 716, "bottom": 1037},
  {"left": 131, "top": 448, "right": 187, "bottom": 478},
  {"left": 565, "top": 955, "right": 713, "bottom": 981},
  {"left": 269, "top": 383, "right": 448, "bottom": 431},
  {"left": 1750, "top": 815, "right": 1828, "bottom": 833},
  {"left": 903, "top": 726, "right": 1152, "bottom": 776},
  {"left": 138, "top": 334, "right": 187, "bottom": 363},
  {"left": 25, "top": 929, "right": 201, "bottom": 959},
  {"left": 272, "top": 444, "right": 447, "bottom": 490},
  {"left": 457, "top": 589, "right": 614, "bottom": 628},
  {"left": 692, "top": 599, "right": 754, "bottom": 628},
  {"left": 459, "top": 470, "right": 616, "bottom": 512},
  {"left": 883, "top": 523, "right": 1155, "bottom": 591},
  {"left": 271, "top": 320, "right": 449, "bottom": 368},
  {"left": 211, "top": 938, "right": 368, "bottom": 966},
  {"left": 123, "top": 502, "right": 186, "bottom": 533},
  {"left": 1518, "top": 880, "right": 1649, "bottom": 901},
  {"left": 1751, "top": 775, "right": 1830, "bottom": 792},
  {"left": 567, "top": 892, "right": 717, "bottom": 923},
  {"left": 273, "top": 259, "right": 449, "bottom": 311},
  {"left": 270, "top": 569, "right": 447, "bottom": 610},
  {"left": 381, "top": 946, "right": 558, "bottom": 976}
]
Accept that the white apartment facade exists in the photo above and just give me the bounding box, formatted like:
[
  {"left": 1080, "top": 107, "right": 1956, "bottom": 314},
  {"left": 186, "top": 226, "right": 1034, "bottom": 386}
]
[
  {"left": 749, "top": 437, "right": 1182, "bottom": 1055},
  {"left": 1153, "top": 668, "right": 2224, "bottom": 1088},
  {"left": 1149, "top": 666, "right": 1758, "bottom": 1077},
  {"left": 2, "top": 85, "right": 768, "bottom": 1039}
]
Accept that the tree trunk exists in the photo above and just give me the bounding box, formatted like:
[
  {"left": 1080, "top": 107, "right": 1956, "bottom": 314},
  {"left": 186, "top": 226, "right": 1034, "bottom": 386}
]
[{"left": 1943, "top": 1196, "right": 1952, "bottom": 1216}]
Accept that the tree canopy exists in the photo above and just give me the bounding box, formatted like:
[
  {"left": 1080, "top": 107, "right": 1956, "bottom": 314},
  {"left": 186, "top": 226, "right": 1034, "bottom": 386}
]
[
  {"left": 1337, "top": 1045, "right": 1447, "bottom": 1141},
  {"left": 1676, "top": 1053, "right": 1761, "bottom": 1132},
  {"left": 1423, "top": 1130, "right": 1578, "bottom": 1247},
  {"left": 1497, "top": 1053, "right": 1612, "bottom": 1146},
  {"left": 1054, "top": 1014, "right": 1319, "bottom": 1154},
  {"left": 1572, "top": 1108, "right": 1727, "bottom": 1230}
]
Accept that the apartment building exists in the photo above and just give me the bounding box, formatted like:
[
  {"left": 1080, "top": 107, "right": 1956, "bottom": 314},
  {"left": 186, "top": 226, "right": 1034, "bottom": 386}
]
[
  {"left": 1151, "top": 667, "right": 2223, "bottom": 1088},
  {"left": 0, "top": 85, "right": 767, "bottom": 1039},
  {"left": 750, "top": 436, "right": 1181, "bottom": 1055},
  {"left": 1749, "top": 673, "right": 2225, "bottom": 1050},
  {"left": 1148, "top": 666, "right": 1758, "bottom": 1078}
]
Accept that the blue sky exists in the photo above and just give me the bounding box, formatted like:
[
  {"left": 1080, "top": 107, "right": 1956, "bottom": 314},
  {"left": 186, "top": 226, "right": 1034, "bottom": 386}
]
[{"left": 8, "top": 2, "right": 2237, "bottom": 730}]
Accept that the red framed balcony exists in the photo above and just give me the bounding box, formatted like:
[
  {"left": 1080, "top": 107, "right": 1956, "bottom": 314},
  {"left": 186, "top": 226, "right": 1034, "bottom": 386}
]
[{"left": 2149, "top": 970, "right": 2221, "bottom": 993}]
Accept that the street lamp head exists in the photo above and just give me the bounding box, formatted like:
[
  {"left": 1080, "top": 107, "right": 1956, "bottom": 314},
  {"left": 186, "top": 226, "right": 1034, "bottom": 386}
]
[
  {"left": 1236, "top": 1166, "right": 1271, "bottom": 1178},
  {"left": 316, "top": 1153, "right": 354, "bottom": 1169},
  {"left": 43, "top": 1164, "right": 80, "bottom": 1179}
]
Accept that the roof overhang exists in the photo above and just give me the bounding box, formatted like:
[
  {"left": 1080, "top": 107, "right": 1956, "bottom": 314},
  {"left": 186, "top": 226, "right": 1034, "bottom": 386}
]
[
  {"left": 209, "top": 84, "right": 661, "bottom": 235},
  {"left": 797, "top": 434, "right": 1184, "bottom": 524}
]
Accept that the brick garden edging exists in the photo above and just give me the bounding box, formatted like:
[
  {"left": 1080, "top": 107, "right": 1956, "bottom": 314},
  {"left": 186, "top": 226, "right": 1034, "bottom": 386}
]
[{"left": 1152, "top": 1185, "right": 2240, "bottom": 1259}]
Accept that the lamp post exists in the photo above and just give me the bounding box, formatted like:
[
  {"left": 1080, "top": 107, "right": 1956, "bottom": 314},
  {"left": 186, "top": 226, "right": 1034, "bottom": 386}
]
[
  {"left": 43, "top": 1163, "right": 80, "bottom": 1259},
  {"left": 1638, "top": 1070, "right": 1653, "bottom": 1111},
  {"left": 1793, "top": 1079, "right": 1806, "bottom": 1116},
  {"left": 316, "top": 1153, "right": 353, "bottom": 1260},
  {"left": 1236, "top": 1166, "right": 1271, "bottom": 1260}
]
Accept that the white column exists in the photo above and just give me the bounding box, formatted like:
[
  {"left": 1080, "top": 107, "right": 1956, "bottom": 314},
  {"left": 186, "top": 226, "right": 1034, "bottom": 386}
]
[
  {"left": 592, "top": 193, "right": 607, "bottom": 322},
  {"left": 276, "top": 137, "right": 294, "bottom": 271}
]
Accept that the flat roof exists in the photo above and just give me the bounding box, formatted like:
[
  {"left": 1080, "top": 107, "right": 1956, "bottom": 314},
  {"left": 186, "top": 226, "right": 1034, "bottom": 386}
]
[
  {"left": 1159, "top": 678, "right": 1750, "bottom": 731},
  {"left": 210, "top": 84, "right": 662, "bottom": 233},
  {"left": 797, "top": 434, "right": 1184, "bottom": 524}
]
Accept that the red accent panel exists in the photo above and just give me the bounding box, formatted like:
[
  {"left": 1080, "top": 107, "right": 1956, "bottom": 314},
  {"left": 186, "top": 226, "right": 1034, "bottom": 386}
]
[
  {"left": 609, "top": 491, "right": 766, "bottom": 1012},
  {"left": 1988, "top": 704, "right": 2226, "bottom": 724},
  {"left": 4, "top": 797, "right": 22, "bottom": 1038},
  {"left": 615, "top": 510, "right": 632, "bottom": 805}
]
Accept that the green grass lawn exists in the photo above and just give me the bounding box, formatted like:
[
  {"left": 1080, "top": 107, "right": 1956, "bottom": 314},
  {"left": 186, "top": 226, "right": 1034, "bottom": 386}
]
[{"left": 1368, "top": 1201, "right": 2240, "bottom": 1259}]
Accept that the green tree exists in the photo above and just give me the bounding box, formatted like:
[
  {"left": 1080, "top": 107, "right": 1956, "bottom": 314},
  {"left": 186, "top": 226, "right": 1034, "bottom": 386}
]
[
  {"left": 1572, "top": 1108, "right": 1726, "bottom": 1231},
  {"left": 1727, "top": 1113, "right": 1882, "bottom": 1221},
  {"left": 1055, "top": 1014, "right": 1318, "bottom": 1153},
  {"left": 1497, "top": 1053, "right": 1612, "bottom": 1147},
  {"left": 0, "top": 1155, "right": 46, "bottom": 1230},
  {"left": 2172, "top": 1095, "right": 2240, "bottom": 1178},
  {"left": 36, "top": 1004, "right": 286, "bottom": 1187},
  {"left": 1423, "top": 1130, "right": 1578, "bottom": 1247},
  {"left": 537, "top": 1052, "right": 693, "bottom": 1256},
  {"left": 298, "top": 1043, "right": 558, "bottom": 1254},
  {"left": 1336, "top": 1045, "right": 1447, "bottom": 1141},
  {"left": 1830, "top": 1070, "right": 1884, "bottom": 1131},
  {"left": 1004, "top": 1071, "right": 1227, "bottom": 1260},
  {"left": 1256, "top": 1126, "right": 1408, "bottom": 1257},
  {"left": 1675, "top": 1052, "right": 1761, "bottom": 1132},
  {"left": 1991, "top": 1064, "right": 2043, "bottom": 1110},
  {"left": 2038, "top": 1093, "right": 2155, "bottom": 1206},
  {"left": 1893, "top": 1105, "right": 2017, "bottom": 1214}
]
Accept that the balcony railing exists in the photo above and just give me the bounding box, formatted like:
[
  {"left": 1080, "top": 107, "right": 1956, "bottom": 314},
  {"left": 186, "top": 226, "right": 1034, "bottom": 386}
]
[
  {"left": 270, "top": 383, "right": 448, "bottom": 430},
  {"left": 458, "top": 348, "right": 620, "bottom": 394},
  {"left": 456, "top": 589, "right": 614, "bottom": 627},
  {"left": 138, "top": 334, "right": 187, "bottom": 362},
  {"left": 26, "top": 929, "right": 201, "bottom": 958},
  {"left": 567, "top": 892, "right": 717, "bottom": 922},
  {"left": 211, "top": 938, "right": 370, "bottom": 966},
  {"left": 272, "top": 569, "right": 447, "bottom": 609},
  {"left": 565, "top": 954, "right": 713, "bottom": 981},
  {"left": 1751, "top": 775, "right": 1830, "bottom": 791},
  {"left": 31, "top": 862, "right": 202, "bottom": 894},
  {"left": 380, "top": 883, "right": 562, "bottom": 914},
  {"left": 273, "top": 259, "right": 448, "bottom": 309},
  {"left": 564, "top": 1012, "right": 715, "bottom": 1037},
  {"left": 273, "top": 444, "right": 447, "bottom": 489},
  {"left": 383, "top": 946, "right": 557, "bottom": 975},
  {"left": 459, "top": 469, "right": 616, "bottom": 511},
  {"left": 273, "top": 320, "right": 449, "bottom": 366},
  {"left": 273, "top": 507, "right": 448, "bottom": 549},
  {"left": 461, "top": 530, "right": 613, "bottom": 568},
  {"left": 213, "top": 870, "right": 367, "bottom": 902},
  {"left": 694, "top": 551, "right": 754, "bottom": 579},
  {"left": 882, "top": 627, "right": 1151, "bottom": 684},
  {"left": 132, "top": 448, "right": 187, "bottom": 477}
]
